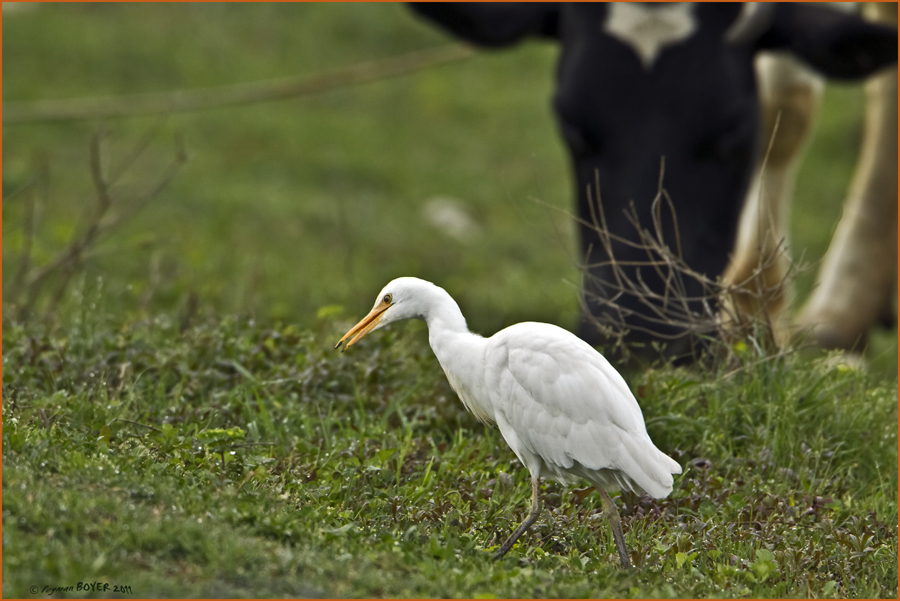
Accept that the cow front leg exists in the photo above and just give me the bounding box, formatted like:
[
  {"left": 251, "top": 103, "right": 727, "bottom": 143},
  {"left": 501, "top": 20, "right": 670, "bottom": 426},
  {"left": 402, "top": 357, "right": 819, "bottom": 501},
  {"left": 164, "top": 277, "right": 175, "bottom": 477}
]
[
  {"left": 722, "top": 52, "right": 823, "bottom": 343},
  {"left": 795, "top": 2, "right": 898, "bottom": 351}
]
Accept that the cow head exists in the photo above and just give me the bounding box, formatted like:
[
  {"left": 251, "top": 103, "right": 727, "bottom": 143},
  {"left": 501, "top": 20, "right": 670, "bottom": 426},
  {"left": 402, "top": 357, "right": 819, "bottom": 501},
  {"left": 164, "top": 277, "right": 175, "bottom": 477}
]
[{"left": 410, "top": 2, "right": 897, "bottom": 359}]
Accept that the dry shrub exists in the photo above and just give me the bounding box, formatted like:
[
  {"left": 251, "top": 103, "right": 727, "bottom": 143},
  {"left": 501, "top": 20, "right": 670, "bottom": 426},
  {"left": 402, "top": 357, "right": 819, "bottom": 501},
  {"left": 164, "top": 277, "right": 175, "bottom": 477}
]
[
  {"left": 575, "top": 166, "right": 802, "bottom": 368},
  {"left": 4, "top": 124, "right": 186, "bottom": 322}
]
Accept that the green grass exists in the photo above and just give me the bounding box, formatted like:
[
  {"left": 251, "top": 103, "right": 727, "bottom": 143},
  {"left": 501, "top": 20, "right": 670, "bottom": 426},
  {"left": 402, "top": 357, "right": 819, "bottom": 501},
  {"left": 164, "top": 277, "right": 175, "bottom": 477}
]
[
  {"left": 3, "top": 3, "right": 898, "bottom": 598},
  {"left": 2, "top": 294, "right": 897, "bottom": 597}
]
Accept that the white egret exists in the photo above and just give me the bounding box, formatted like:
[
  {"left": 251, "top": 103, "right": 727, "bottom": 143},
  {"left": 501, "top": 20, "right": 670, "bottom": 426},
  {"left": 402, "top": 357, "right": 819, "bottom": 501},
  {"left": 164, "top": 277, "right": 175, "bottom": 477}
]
[{"left": 335, "top": 277, "right": 681, "bottom": 567}]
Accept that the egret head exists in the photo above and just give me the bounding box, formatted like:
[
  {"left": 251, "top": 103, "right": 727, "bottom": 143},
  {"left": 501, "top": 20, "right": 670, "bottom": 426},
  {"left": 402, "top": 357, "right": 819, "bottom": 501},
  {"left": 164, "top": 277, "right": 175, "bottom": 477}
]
[{"left": 334, "top": 277, "right": 438, "bottom": 351}]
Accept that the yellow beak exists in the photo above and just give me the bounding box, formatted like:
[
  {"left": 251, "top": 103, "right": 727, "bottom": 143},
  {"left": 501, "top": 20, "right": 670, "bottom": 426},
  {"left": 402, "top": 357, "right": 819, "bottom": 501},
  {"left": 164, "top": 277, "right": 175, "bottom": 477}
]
[{"left": 334, "top": 300, "right": 392, "bottom": 351}]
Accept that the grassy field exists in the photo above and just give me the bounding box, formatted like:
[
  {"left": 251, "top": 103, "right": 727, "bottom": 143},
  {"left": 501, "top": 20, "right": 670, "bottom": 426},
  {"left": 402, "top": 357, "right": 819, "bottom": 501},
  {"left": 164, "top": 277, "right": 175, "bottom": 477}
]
[{"left": 3, "top": 3, "right": 898, "bottom": 598}]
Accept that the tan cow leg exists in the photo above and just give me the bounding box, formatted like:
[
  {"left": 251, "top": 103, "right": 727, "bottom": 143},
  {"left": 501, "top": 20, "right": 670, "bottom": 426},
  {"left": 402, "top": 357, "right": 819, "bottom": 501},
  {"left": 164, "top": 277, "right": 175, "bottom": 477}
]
[
  {"left": 794, "top": 2, "right": 898, "bottom": 351},
  {"left": 722, "top": 52, "right": 823, "bottom": 343}
]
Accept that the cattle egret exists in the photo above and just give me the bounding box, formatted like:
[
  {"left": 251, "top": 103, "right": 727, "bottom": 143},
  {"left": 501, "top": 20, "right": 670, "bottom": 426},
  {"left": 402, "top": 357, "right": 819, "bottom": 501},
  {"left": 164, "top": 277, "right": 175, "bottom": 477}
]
[{"left": 335, "top": 277, "right": 681, "bottom": 567}]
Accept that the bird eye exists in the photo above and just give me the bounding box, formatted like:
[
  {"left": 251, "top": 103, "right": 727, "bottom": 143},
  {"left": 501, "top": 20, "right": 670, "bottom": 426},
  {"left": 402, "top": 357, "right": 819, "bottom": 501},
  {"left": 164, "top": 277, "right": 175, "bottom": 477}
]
[{"left": 383, "top": 294, "right": 393, "bottom": 304}]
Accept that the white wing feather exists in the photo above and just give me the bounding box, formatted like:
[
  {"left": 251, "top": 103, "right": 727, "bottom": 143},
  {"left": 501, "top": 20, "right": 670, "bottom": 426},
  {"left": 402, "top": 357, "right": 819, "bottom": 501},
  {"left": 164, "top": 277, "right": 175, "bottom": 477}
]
[{"left": 484, "top": 322, "right": 681, "bottom": 498}]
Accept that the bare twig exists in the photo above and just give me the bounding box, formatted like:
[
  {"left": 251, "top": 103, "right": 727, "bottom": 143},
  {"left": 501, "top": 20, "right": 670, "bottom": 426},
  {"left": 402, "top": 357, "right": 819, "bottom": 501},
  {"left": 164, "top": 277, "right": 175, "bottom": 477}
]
[
  {"left": 107, "top": 116, "right": 170, "bottom": 182},
  {"left": 4, "top": 44, "right": 476, "bottom": 124},
  {"left": 10, "top": 182, "right": 39, "bottom": 295},
  {"left": 5, "top": 124, "right": 187, "bottom": 320},
  {"left": 232, "top": 442, "right": 276, "bottom": 448},
  {"left": 110, "top": 417, "right": 162, "bottom": 433},
  {"left": 95, "top": 133, "right": 187, "bottom": 235},
  {"left": 2, "top": 171, "right": 43, "bottom": 204},
  {"left": 18, "top": 131, "right": 116, "bottom": 305},
  {"left": 577, "top": 166, "right": 798, "bottom": 366},
  {"left": 139, "top": 252, "right": 162, "bottom": 312}
]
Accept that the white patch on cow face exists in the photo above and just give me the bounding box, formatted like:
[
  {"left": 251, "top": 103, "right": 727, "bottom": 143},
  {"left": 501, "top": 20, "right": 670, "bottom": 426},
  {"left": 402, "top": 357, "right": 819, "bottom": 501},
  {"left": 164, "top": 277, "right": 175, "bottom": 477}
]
[{"left": 603, "top": 3, "right": 697, "bottom": 70}]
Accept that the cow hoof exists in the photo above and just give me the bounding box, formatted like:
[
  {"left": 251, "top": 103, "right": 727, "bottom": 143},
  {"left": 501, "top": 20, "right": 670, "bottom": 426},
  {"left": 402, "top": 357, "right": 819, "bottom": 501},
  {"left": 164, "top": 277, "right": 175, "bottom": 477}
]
[
  {"left": 794, "top": 319, "right": 868, "bottom": 352},
  {"left": 823, "top": 352, "right": 867, "bottom": 372}
]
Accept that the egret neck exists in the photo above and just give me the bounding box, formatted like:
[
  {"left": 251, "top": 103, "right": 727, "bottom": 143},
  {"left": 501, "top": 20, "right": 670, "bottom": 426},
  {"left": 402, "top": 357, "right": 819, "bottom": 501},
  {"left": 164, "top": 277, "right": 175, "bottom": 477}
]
[{"left": 418, "top": 285, "right": 495, "bottom": 426}]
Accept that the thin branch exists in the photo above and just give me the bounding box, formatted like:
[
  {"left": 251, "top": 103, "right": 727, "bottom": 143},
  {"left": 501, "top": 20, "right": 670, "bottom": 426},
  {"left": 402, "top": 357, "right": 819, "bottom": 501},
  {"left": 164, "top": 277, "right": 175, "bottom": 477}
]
[
  {"left": 7, "top": 124, "right": 187, "bottom": 321},
  {"left": 577, "top": 161, "right": 799, "bottom": 366},
  {"left": 2, "top": 173, "right": 41, "bottom": 204},
  {"left": 95, "top": 134, "right": 188, "bottom": 238},
  {"left": 10, "top": 184, "right": 38, "bottom": 295},
  {"left": 89, "top": 128, "right": 113, "bottom": 215},
  {"left": 4, "top": 44, "right": 476, "bottom": 124},
  {"left": 232, "top": 442, "right": 276, "bottom": 448},
  {"left": 25, "top": 131, "right": 116, "bottom": 296},
  {"left": 108, "top": 115, "right": 170, "bottom": 182},
  {"left": 110, "top": 417, "right": 162, "bottom": 433}
]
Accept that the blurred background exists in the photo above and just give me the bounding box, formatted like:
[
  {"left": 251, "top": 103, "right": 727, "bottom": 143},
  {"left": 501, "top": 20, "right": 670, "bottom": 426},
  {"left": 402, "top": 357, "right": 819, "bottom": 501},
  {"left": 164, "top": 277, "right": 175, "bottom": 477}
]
[{"left": 3, "top": 3, "right": 893, "bottom": 370}]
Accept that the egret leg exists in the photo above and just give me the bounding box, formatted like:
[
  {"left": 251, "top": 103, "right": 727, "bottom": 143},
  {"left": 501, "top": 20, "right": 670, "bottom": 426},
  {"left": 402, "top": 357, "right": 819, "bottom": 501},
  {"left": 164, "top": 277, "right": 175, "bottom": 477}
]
[
  {"left": 599, "top": 488, "right": 631, "bottom": 569},
  {"left": 493, "top": 477, "right": 541, "bottom": 560}
]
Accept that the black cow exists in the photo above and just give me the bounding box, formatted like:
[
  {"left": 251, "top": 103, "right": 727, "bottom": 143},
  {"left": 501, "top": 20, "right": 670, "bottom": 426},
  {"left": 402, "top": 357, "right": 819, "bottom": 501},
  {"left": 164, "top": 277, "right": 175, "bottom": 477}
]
[{"left": 409, "top": 3, "right": 897, "bottom": 359}]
